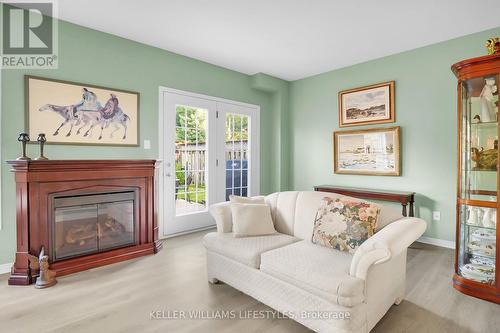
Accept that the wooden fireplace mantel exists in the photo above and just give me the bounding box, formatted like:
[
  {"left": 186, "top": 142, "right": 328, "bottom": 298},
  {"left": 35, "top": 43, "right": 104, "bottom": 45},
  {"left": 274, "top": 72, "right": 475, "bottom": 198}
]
[{"left": 7, "top": 159, "right": 162, "bottom": 286}]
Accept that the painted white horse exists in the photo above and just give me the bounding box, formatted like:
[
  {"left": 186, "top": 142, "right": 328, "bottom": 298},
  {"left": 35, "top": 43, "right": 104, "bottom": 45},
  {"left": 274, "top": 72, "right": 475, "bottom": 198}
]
[
  {"left": 39, "top": 90, "right": 130, "bottom": 140},
  {"left": 38, "top": 104, "right": 101, "bottom": 137},
  {"left": 39, "top": 88, "right": 102, "bottom": 137}
]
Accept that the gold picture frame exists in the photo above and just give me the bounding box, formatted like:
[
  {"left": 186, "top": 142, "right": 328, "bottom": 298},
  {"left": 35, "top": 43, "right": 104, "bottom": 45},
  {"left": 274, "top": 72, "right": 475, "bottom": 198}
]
[
  {"left": 25, "top": 75, "right": 140, "bottom": 146},
  {"left": 338, "top": 81, "right": 395, "bottom": 127},
  {"left": 333, "top": 126, "right": 400, "bottom": 176}
]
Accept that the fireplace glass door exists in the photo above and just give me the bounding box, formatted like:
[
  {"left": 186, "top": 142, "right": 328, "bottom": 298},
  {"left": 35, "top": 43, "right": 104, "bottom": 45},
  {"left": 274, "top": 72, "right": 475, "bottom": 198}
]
[{"left": 53, "top": 191, "right": 135, "bottom": 261}]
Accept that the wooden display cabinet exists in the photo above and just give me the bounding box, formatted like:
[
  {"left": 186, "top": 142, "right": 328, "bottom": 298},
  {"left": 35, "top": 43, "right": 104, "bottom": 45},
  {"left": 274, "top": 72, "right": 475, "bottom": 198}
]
[{"left": 452, "top": 54, "right": 500, "bottom": 303}]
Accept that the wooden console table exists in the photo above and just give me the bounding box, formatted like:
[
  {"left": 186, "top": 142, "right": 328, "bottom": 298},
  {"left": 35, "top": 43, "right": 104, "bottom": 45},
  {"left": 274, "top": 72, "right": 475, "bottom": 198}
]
[{"left": 314, "top": 185, "right": 415, "bottom": 217}]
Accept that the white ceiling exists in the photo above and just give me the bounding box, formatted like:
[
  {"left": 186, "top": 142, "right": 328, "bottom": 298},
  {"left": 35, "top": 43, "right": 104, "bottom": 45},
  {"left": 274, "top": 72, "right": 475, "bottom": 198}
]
[{"left": 57, "top": 0, "right": 500, "bottom": 81}]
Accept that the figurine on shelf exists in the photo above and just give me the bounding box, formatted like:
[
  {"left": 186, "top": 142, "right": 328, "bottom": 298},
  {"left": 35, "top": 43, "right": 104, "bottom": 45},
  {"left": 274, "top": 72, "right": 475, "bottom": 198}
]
[
  {"left": 479, "top": 78, "right": 497, "bottom": 122},
  {"left": 27, "top": 247, "right": 57, "bottom": 289},
  {"left": 471, "top": 146, "right": 498, "bottom": 171},
  {"left": 16, "top": 133, "right": 31, "bottom": 160},
  {"left": 485, "top": 37, "right": 500, "bottom": 55},
  {"left": 34, "top": 133, "right": 49, "bottom": 160},
  {"left": 482, "top": 208, "right": 496, "bottom": 228},
  {"left": 472, "top": 115, "right": 481, "bottom": 123},
  {"left": 467, "top": 206, "right": 479, "bottom": 225}
]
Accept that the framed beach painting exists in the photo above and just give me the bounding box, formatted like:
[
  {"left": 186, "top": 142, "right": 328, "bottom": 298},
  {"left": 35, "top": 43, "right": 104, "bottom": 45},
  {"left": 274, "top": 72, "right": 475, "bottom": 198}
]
[
  {"left": 333, "top": 126, "right": 400, "bottom": 176},
  {"left": 338, "top": 81, "right": 395, "bottom": 127},
  {"left": 25, "top": 75, "right": 139, "bottom": 146}
]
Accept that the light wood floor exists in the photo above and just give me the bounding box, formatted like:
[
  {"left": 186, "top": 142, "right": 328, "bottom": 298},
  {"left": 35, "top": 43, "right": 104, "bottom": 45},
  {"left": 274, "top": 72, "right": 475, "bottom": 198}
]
[{"left": 1, "top": 230, "right": 499, "bottom": 333}]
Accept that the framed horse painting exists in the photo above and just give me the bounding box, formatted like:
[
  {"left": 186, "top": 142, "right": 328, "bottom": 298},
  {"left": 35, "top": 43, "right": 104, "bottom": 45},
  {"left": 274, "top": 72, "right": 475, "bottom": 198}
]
[{"left": 25, "top": 76, "right": 139, "bottom": 146}]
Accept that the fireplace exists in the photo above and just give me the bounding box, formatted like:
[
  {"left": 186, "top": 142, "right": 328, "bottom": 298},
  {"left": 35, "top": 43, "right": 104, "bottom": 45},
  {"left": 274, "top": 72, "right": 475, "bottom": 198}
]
[
  {"left": 7, "top": 160, "right": 162, "bottom": 286},
  {"left": 53, "top": 191, "right": 136, "bottom": 261}
]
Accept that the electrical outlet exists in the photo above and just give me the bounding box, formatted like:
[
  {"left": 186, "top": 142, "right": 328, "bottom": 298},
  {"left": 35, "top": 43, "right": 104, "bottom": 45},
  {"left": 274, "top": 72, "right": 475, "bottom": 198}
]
[
  {"left": 144, "top": 140, "right": 151, "bottom": 150},
  {"left": 432, "top": 211, "right": 441, "bottom": 221}
]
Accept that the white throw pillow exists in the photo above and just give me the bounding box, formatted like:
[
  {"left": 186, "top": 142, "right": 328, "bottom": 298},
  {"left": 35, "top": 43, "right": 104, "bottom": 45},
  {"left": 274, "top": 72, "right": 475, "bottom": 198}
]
[
  {"left": 231, "top": 203, "right": 276, "bottom": 237},
  {"left": 229, "top": 195, "right": 265, "bottom": 204},
  {"left": 209, "top": 202, "right": 233, "bottom": 233},
  {"left": 376, "top": 205, "right": 404, "bottom": 232}
]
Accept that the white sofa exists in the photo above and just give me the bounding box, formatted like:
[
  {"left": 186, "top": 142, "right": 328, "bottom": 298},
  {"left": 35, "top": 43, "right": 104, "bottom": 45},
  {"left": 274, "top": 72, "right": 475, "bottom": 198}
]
[{"left": 203, "top": 191, "right": 426, "bottom": 333}]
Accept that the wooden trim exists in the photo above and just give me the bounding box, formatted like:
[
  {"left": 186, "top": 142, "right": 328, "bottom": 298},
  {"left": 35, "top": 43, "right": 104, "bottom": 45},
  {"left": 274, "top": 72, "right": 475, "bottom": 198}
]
[
  {"left": 333, "top": 126, "right": 400, "bottom": 176},
  {"left": 25, "top": 75, "right": 140, "bottom": 147},
  {"left": 51, "top": 243, "right": 155, "bottom": 277},
  {"left": 338, "top": 81, "right": 395, "bottom": 127},
  {"left": 457, "top": 199, "right": 497, "bottom": 208},
  {"left": 314, "top": 185, "right": 414, "bottom": 217},
  {"left": 467, "top": 190, "right": 497, "bottom": 196},
  {"left": 455, "top": 80, "right": 462, "bottom": 274},
  {"left": 453, "top": 274, "right": 499, "bottom": 304},
  {"left": 451, "top": 53, "right": 500, "bottom": 77}
]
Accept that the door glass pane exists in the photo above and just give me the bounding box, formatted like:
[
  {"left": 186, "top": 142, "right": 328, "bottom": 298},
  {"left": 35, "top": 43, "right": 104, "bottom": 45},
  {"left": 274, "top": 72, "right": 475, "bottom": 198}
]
[
  {"left": 175, "top": 105, "right": 207, "bottom": 215},
  {"left": 460, "top": 75, "right": 498, "bottom": 202},
  {"left": 225, "top": 113, "right": 250, "bottom": 201}
]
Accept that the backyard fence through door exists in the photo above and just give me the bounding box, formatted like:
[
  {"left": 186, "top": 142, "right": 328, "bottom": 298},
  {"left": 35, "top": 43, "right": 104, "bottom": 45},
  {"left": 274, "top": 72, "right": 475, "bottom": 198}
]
[{"left": 159, "top": 88, "right": 260, "bottom": 236}]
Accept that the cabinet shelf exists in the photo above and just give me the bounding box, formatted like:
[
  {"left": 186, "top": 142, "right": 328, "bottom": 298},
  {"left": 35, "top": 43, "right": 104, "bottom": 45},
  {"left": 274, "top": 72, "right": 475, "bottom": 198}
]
[
  {"left": 464, "top": 223, "right": 497, "bottom": 231},
  {"left": 471, "top": 121, "right": 498, "bottom": 128},
  {"left": 467, "top": 251, "right": 496, "bottom": 260}
]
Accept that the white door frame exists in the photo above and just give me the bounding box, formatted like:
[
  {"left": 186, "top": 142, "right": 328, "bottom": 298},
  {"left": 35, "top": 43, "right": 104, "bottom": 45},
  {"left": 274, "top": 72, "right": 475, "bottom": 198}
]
[{"left": 158, "top": 86, "right": 260, "bottom": 238}]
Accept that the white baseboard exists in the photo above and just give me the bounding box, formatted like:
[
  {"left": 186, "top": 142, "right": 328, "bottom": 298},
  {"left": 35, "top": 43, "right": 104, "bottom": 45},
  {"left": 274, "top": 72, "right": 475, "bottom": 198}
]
[
  {"left": 161, "top": 225, "right": 216, "bottom": 239},
  {"left": 417, "top": 236, "right": 455, "bottom": 249},
  {"left": 0, "top": 262, "right": 12, "bottom": 275}
]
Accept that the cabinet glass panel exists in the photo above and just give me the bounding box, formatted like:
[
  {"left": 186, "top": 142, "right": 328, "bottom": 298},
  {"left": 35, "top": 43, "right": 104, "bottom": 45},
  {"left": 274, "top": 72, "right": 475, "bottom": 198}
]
[
  {"left": 460, "top": 75, "right": 498, "bottom": 202},
  {"left": 458, "top": 204, "right": 496, "bottom": 285}
]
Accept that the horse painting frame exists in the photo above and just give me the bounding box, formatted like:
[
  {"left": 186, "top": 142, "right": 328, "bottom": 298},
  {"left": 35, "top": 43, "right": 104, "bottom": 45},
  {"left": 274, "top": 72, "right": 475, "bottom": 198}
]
[{"left": 25, "top": 75, "right": 140, "bottom": 147}]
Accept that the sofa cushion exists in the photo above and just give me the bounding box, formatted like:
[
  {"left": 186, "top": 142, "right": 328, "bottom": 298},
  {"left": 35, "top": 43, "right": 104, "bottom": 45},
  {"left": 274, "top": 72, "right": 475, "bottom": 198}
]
[
  {"left": 229, "top": 195, "right": 266, "bottom": 204},
  {"left": 209, "top": 202, "right": 232, "bottom": 233},
  {"left": 231, "top": 203, "right": 276, "bottom": 237},
  {"left": 260, "top": 241, "right": 365, "bottom": 307},
  {"left": 312, "top": 196, "right": 380, "bottom": 254},
  {"left": 265, "top": 191, "right": 405, "bottom": 240},
  {"left": 376, "top": 204, "right": 403, "bottom": 231},
  {"left": 203, "top": 232, "right": 299, "bottom": 268}
]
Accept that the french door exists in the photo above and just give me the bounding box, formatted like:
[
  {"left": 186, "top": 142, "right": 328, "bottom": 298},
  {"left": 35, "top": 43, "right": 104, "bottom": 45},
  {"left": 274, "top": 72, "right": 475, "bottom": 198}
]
[{"left": 160, "top": 89, "right": 259, "bottom": 236}]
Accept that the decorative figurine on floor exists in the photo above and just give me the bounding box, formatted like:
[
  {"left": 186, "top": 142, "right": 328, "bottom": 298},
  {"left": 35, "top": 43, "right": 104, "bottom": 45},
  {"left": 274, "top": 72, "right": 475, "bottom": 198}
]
[
  {"left": 34, "top": 133, "right": 49, "bottom": 160},
  {"left": 479, "top": 78, "right": 497, "bottom": 122},
  {"left": 16, "top": 133, "right": 31, "bottom": 160},
  {"left": 485, "top": 37, "right": 500, "bottom": 55},
  {"left": 27, "top": 247, "right": 57, "bottom": 289}
]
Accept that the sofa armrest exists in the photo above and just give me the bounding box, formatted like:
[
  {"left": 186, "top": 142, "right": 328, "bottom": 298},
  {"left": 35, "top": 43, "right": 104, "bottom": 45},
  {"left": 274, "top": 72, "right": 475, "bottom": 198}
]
[
  {"left": 209, "top": 201, "right": 232, "bottom": 233},
  {"left": 349, "top": 217, "right": 427, "bottom": 280}
]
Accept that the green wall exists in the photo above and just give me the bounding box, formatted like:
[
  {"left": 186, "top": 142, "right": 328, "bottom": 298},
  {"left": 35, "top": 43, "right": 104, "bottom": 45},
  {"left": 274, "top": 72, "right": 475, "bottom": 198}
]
[
  {"left": 1, "top": 16, "right": 499, "bottom": 266},
  {"left": 0, "top": 20, "right": 288, "bottom": 265},
  {"left": 289, "top": 26, "right": 500, "bottom": 242}
]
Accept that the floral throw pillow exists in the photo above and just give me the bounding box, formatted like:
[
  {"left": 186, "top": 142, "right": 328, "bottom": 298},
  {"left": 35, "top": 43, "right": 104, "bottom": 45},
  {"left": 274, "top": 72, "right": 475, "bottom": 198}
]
[{"left": 311, "top": 196, "right": 381, "bottom": 254}]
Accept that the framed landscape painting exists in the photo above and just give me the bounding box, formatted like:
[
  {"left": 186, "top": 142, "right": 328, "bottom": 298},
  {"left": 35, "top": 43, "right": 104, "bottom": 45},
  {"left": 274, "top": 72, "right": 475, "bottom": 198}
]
[
  {"left": 333, "top": 126, "right": 400, "bottom": 176},
  {"left": 338, "top": 81, "right": 395, "bottom": 127},
  {"left": 26, "top": 76, "right": 139, "bottom": 146}
]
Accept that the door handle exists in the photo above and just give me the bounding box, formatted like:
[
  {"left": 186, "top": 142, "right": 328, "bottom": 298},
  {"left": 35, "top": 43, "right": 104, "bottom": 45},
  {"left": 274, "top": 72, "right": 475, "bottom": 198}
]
[{"left": 166, "top": 172, "right": 172, "bottom": 177}]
